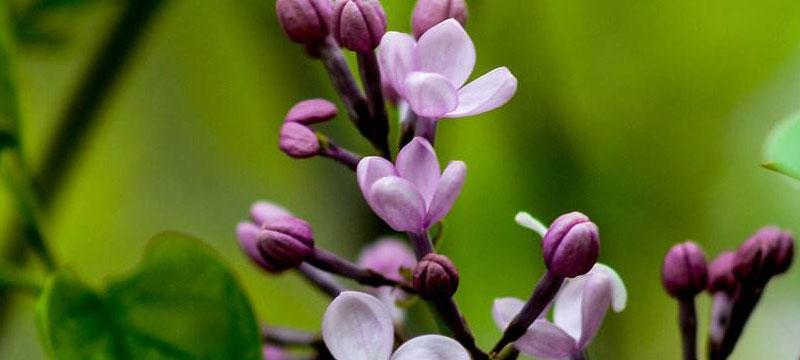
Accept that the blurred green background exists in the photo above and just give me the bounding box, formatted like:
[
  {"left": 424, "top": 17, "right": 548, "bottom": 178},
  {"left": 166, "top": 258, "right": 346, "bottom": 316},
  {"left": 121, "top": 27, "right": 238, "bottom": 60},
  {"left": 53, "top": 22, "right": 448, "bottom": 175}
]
[{"left": 2, "top": 0, "right": 800, "bottom": 358}]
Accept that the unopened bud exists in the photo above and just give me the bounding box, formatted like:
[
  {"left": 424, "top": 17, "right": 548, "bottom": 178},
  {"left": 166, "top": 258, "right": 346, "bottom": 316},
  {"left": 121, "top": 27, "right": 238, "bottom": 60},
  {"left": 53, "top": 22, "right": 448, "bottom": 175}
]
[
  {"left": 279, "top": 122, "right": 321, "bottom": 158},
  {"left": 707, "top": 251, "right": 737, "bottom": 294},
  {"left": 542, "top": 212, "right": 600, "bottom": 278},
  {"left": 734, "top": 226, "right": 795, "bottom": 284},
  {"left": 332, "top": 0, "right": 387, "bottom": 52},
  {"left": 285, "top": 99, "right": 338, "bottom": 124},
  {"left": 276, "top": 0, "right": 333, "bottom": 44},
  {"left": 412, "top": 253, "right": 459, "bottom": 300},
  {"left": 411, "top": 0, "right": 468, "bottom": 39},
  {"left": 257, "top": 217, "right": 315, "bottom": 273},
  {"left": 662, "top": 241, "right": 708, "bottom": 298}
]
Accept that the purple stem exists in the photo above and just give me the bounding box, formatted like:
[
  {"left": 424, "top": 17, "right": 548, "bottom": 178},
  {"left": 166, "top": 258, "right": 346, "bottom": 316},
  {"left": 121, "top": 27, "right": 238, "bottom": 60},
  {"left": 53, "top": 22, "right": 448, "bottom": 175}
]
[
  {"left": 679, "top": 298, "right": 698, "bottom": 360},
  {"left": 320, "top": 142, "right": 361, "bottom": 171},
  {"left": 407, "top": 231, "right": 435, "bottom": 259},
  {"left": 296, "top": 263, "right": 345, "bottom": 298},
  {"left": 307, "top": 248, "right": 415, "bottom": 293},
  {"left": 356, "top": 51, "right": 390, "bottom": 158},
  {"left": 571, "top": 351, "right": 589, "bottom": 360},
  {"left": 433, "top": 298, "right": 488, "bottom": 360},
  {"left": 713, "top": 284, "right": 765, "bottom": 360},
  {"left": 491, "top": 271, "right": 565, "bottom": 355},
  {"left": 414, "top": 117, "right": 438, "bottom": 145}
]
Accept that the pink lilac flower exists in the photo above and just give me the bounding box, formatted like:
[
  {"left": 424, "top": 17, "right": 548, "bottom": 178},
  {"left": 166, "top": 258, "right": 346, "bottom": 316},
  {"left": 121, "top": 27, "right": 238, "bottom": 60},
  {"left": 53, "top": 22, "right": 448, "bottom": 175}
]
[
  {"left": 357, "top": 237, "right": 417, "bottom": 321},
  {"left": 322, "top": 291, "right": 469, "bottom": 360},
  {"left": 356, "top": 137, "right": 466, "bottom": 233},
  {"left": 378, "top": 19, "right": 517, "bottom": 119},
  {"left": 492, "top": 264, "right": 626, "bottom": 359}
]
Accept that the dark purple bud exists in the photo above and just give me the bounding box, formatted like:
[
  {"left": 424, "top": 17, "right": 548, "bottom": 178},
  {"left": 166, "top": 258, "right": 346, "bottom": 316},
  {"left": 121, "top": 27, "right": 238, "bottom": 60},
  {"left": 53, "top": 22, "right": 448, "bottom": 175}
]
[
  {"left": 279, "top": 122, "right": 321, "bottom": 158},
  {"left": 411, "top": 0, "right": 468, "bottom": 39},
  {"left": 412, "top": 253, "right": 459, "bottom": 300},
  {"left": 285, "top": 99, "right": 338, "bottom": 124},
  {"left": 542, "top": 212, "right": 600, "bottom": 278},
  {"left": 257, "top": 217, "right": 315, "bottom": 273},
  {"left": 707, "top": 251, "right": 737, "bottom": 294},
  {"left": 734, "top": 226, "right": 794, "bottom": 284},
  {"left": 332, "top": 0, "right": 387, "bottom": 52},
  {"left": 662, "top": 241, "right": 708, "bottom": 298},
  {"left": 275, "top": 0, "right": 333, "bottom": 44}
]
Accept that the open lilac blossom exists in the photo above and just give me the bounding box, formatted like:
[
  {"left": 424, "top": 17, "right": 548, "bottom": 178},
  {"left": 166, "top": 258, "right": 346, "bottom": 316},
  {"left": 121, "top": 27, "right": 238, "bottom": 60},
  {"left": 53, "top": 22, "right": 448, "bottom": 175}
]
[
  {"left": 378, "top": 19, "right": 517, "bottom": 119},
  {"left": 357, "top": 137, "right": 466, "bottom": 233},
  {"left": 322, "top": 291, "right": 469, "bottom": 360},
  {"left": 492, "top": 264, "right": 627, "bottom": 359},
  {"left": 357, "top": 238, "right": 417, "bottom": 321}
]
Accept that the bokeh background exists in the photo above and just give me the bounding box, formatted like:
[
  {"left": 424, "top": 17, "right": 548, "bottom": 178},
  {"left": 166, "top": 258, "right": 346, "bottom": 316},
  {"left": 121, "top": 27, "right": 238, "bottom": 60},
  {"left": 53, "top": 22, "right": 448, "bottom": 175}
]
[{"left": 2, "top": 0, "right": 800, "bottom": 358}]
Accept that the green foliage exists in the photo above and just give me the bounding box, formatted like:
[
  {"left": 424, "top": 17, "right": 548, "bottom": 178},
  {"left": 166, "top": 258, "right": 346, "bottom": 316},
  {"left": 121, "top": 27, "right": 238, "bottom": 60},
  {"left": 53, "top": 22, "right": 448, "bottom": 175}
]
[
  {"left": 36, "top": 232, "right": 262, "bottom": 360},
  {"left": 0, "top": 5, "right": 19, "bottom": 149},
  {"left": 764, "top": 113, "right": 800, "bottom": 181}
]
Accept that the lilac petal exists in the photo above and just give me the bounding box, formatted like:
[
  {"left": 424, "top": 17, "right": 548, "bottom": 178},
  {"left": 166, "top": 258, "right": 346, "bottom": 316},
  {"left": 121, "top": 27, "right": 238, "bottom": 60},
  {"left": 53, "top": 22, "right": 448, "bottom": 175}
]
[
  {"left": 357, "top": 237, "right": 417, "bottom": 283},
  {"left": 514, "top": 212, "right": 548, "bottom": 238},
  {"left": 577, "top": 274, "right": 613, "bottom": 350},
  {"left": 250, "top": 201, "right": 292, "bottom": 226},
  {"left": 391, "top": 335, "right": 470, "bottom": 360},
  {"left": 236, "top": 222, "right": 267, "bottom": 268},
  {"left": 416, "top": 19, "right": 475, "bottom": 88},
  {"left": 377, "top": 32, "right": 418, "bottom": 96},
  {"left": 426, "top": 161, "right": 466, "bottom": 226},
  {"left": 369, "top": 176, "right": 428, "bottom": 232},
  {"left": 445, "top": 67, "right": 517, "bottom": 118},
  {"left": 592, "top": 263, "right": 628, "bottom": 312},
  {"left": 322, "top": 291, "right": 394, "bottom": 360},
  {"left": 396, "top": 137, "right": 441, "bottom": 205},
  {"left": 403, "top": 72, "right": 459, "bottom": 118},
  {"left": 491, "top": 297, "right": 525, "bottom": 330},
  {"left": 357, "top": 156, "right": 398, "bottom": 210},
  {"left": 514, "top": 320, "right": 577, "bottom": 359},
  {"left": 553, "top": 275, "right": 586, "bottom": 341}
]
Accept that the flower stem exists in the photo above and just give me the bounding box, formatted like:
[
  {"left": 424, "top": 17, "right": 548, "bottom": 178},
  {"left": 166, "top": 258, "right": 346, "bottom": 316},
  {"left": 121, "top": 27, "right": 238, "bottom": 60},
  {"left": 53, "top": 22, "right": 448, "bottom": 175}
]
[
  {"left": 712, "top": 285, "right": 764, "bottom": 359},
  {"left": 432, "top": 298, "right": 489, "bottom": 360},
  {"left": 407, "top": 231, "right": 435, "bottom": 259},
  {"left": 356, "top": 51, "right": 390, "bottom": 158},
  {"left": 414, "top": 117, "right": 438, "bottom": 145},
  {"left": 571, "top": 351, "right": 589, "bottom": 360},
  {"left": 296, "top": 263, "right": 345, "bottom": 298},
  {"left": 307, "top": 248, "right": 415, "bottom": 293},
  {"left": 679, "top": 298, "right": 698, "bottom": 360},
  {"left": 491, "top": 271, "right": 564, "bottom": 355},
  {"left": 319, "top": 141, "right": 362, "bottom": 171}
]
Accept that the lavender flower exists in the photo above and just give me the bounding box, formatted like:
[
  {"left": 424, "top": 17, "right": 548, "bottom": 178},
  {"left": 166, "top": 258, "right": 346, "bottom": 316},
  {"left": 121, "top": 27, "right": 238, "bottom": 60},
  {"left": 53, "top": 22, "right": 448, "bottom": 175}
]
[
  {"left": 322, "top": 291, "right": 469, "bottom": 360},
  {"left": 378, "top": 19, "right": 517, "bottom": 119},
  {"left": 492, "top": 264, "right": 627, "bottom": 359},
  {"left": 356, "top": 137, "right": 466, "bottom": 233}
]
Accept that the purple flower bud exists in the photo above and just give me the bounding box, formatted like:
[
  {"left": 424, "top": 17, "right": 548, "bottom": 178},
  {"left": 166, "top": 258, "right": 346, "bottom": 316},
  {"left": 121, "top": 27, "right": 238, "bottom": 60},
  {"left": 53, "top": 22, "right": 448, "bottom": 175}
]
[
  {"left": 707, "top": 251, "right": 737, "bottom": 294},
  {"left": 257, "top": 217, "right": 315, "bottom": 273},
  {"left": 275, "top": 0, "right": 333, "bottom": 44},
  {"left": 250, "top": 201, "right": 292, "bottom": 226},
  {"left": 542, "top": 212, "right": 600, "bottom": 278},
  {"left": 411, "top": 0, "right": 468, "bottom": 39},
  {"left": 279, "top": 122, "right": 320, "bottom": 158},
  {"left": 412, "top": 253, "right": 459, "bottom": 300},
  {"left": 285, "top": 99, "right": 338, "bottom": 125},
  {"left": 662, "top": 241, "right": 708, "bottom": 298},
  {"left": 734, "top": 226, "right": 795, "bottom": 284},
  {"left": 332, "top": 0, "right": 387, "bottom": 52},
  {"left": 263, "top": 345, "right": 287, "bottom": 360}
]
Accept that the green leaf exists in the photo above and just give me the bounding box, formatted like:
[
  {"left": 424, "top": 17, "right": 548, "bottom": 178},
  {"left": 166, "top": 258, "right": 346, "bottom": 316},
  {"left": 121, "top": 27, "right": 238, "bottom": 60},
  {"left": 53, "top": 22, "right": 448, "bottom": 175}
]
[
  {"left": 0, "top": 5, "right": 19, "bottom": 149},
  {"left": 36, "top": 232, "right": 262, "bottom": 360},
  {"left": 764, "top": 113, "right": 800, "bottom": 181}
]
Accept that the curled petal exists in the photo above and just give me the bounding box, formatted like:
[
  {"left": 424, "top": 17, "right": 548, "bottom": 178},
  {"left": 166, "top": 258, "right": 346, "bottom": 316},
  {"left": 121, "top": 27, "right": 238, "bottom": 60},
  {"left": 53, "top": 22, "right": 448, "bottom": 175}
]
[
  {"left": 391, "top": 335, "right": 470, "bottom": 360},
  {"left": 404, "top": 72, "right": 459, "bottom": 118},
  {"left": 378, "top": 32, "right": 418, "bottom": 96},
  {"left": 491, "top": 297, "right": 525, "bottom": 330},
  {"left": 417, "top": 19, "right": 475, "bottom": 88},
  {"left": 553, "top": 275, "right": 586, "bottom": 341},
  {"left": 322, "top": 291, "right": 394, "bottom": 360},
  {"left": 369, "top": 177, "right": 428, "bottom": 232},
  {"left": 357, "top": 156, "right": 398, "bottom": 209},
  {"left": 514, "top": 320, "right": 577, "bottom": 359},
  {"left": 592, "top": 263, "right": 627, "bottom": 312},
  {"left": 396, "top": 137, "right": 441, "bottom": 205},
  {"left": 446, "top": 67, "right": 517, "bottom": 118},
  {"left": 577, "top": 274, "right": 613, "bottom": 349},
  {"left": 426, "top": 161, "right": 467, "bottom": 226},
  {"left": 514, "top": 211, "right": 548, "bottom": 238}
]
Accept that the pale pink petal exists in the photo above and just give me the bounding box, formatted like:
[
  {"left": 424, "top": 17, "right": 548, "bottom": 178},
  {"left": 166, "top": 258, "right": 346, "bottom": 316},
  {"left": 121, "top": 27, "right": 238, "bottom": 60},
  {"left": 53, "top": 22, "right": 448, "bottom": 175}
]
[
  {"left": 577, "top": 274, "right": 613, "bottom": 350},
  {"left": 553, "top": 275, "right": 586, "bottom": 341},
  {"left": 250, "top": 201, "right": 292, "bottom": 226},
  {"left": 358, "top": 237, "right": 417, "bottom": 283},
  {"left": 491, "top": 297, "right": 526, "bottom": 330},
  {"left": 426, "top": 161, "right": 466, "bottom": 226},
  {"left": 514, "top": 320, "right": 577, "bottom": 359},
  {"left": 592, "top": 263, "right": 627, "bottom": 312},
  {"left": 404, "top": 72, "right": 458, "bottom": 118},
  {"left": 416, "top": 19, "right": 475, "bottom": 88},
  {"left": 391, "top": 335, "right": 470, "bottom": 360},
  {"left": 369, "top": 177, "right": 427, "bottom": 232},
  {"left": 377, "top": 32, "right": 418, "bottom": 96},
  {"left": 396, "top": 137, "right": 440, "bottom": 205},
  {"left": 514, "top": 212, "right": 548, "bottom": 238},
  {"left": 445, "top": 67, "right": 517, "bottom": 118},
  {"left": 357, "top": 156, "right": 398, "bottom": 211},
  {"left": 322, "top": 291, "right": 394, "bottom": 360}
]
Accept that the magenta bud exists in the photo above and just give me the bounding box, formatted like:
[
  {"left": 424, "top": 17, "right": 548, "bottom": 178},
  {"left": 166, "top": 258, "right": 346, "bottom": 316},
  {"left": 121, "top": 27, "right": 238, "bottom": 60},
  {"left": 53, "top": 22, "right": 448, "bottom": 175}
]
[
  {"left": 707, "top": 251, "right": 737, "bottom": 294},
  {"left": 263, "top": 345, "right": 288, "bottom": 360},
  {"left": 332, "top": 0, "right": 387, "bottom": 52},
  {"left": 279, "top": 122, "right": 320, "bottom": 158},
  {"left": 275, "top": 0, "right": 333, "bottom": 44},
  {"left": 285, "top": 99, "right": 338, "bottom": 124},
  {"left": 542, "top": 212, "right": 600, "bottom": 278},
  {"left": 662, "top": 241, "right": 708, "bottom": 299},
  {"left": 734, "top": 226, "right": 795, "bottom": 284},
  {"left": 257, "top": 217, "right": 315, "bottom": 273},
  {"left": 412, "top": 253, "right": 459, "bottom": 300},
  {"left": 411, "top": 0, "right": 468, "bottom": 39}
]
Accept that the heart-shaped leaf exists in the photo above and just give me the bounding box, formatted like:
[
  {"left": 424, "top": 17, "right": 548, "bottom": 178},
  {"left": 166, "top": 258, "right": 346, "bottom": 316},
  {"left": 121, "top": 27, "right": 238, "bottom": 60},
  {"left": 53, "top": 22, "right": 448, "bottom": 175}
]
[
  {"left": 36, "top": 232, "right": 262, "bottom": 360},
  {"left": 763, "top": 113, "right": 800, "bottom": 181}
]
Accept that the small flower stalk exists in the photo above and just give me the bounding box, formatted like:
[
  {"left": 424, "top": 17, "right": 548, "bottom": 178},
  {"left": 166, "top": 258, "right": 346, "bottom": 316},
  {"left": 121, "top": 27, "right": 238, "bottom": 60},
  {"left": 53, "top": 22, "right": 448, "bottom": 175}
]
[{"left": 662, "top": 241, "right": 708, "bottom": 360}]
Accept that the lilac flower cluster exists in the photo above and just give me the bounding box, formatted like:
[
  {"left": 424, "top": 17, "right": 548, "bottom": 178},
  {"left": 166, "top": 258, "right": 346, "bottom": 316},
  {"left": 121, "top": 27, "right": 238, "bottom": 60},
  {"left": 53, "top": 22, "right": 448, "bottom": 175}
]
[
  {"left": 237, "top": 1, "right": 628, "bottom": 359},
  {"left": 661, "top": 227, "right": 794, "bottom": 360}
]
